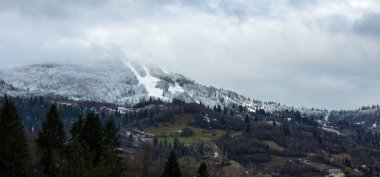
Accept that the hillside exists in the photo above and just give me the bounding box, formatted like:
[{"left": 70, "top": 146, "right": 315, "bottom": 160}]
[
  {"left": 0, "top": 60, "right": 328, "bottom": 117},
  {"left": 0, "top": 60, "right": 245, "bottom": 107},
  {"left": 3, "top": 95, "right": 380, "bottom": 176}
]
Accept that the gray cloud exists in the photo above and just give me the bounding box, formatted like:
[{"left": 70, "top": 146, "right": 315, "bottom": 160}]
[
  {"left": 353, "top": 12, "right": 380, "bottom": 38},
  {"left": 1, "top": 0, "right": 380, "bottom": 109}
]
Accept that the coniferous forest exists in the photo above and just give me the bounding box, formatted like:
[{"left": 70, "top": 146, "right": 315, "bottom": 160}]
[
  {"left": 0, "top": 96, "right": 210, "bottom": 177},
  {"left": 2, "top": 95, "right": 380, "bottom": 177},
  {"left": 0, "top": 97, "right": 125, "bottom": 177}
]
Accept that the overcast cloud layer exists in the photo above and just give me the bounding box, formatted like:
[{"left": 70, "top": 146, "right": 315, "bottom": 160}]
[{"left": 1, "top": 0, "right": 380, "bottom": 110}]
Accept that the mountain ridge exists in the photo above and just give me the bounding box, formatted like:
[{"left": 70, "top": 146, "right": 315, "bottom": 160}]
[
  {"left": 0, "top": 60, "right": 328, "bottom": 117},
  {"left": 0, "top": 61, "right": 245, "bottom": 104},
  {"left": 4, "top": 61, "right": 380, "bottom": 173}
]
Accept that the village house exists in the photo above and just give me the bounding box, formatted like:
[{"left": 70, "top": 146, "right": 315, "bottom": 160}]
[{"left": 325, "top": 169, "right": 345, "bottom": 177}]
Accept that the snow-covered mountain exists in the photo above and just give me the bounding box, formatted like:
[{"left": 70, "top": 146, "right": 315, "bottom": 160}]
[
  {"left": 0, "top": 60, "right": 325, "bottom": 115},
  {"left": 0, "top": 60, "right": 240, "bottom": 106},
  {"left": 7, "top": 60, "right": 380, "bottom": 133}
]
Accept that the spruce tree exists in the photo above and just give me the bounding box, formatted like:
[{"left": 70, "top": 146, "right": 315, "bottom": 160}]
[
  {"left": 102, "top": 121, "right": 119, "bottom": 148},
  {"left": 80, "top": 113, "right": 103, "bottom": 165},
  {"left": 94, "top": 146, "right": 123, "bottom": 177},
  {"left": 245, "top": 115, "right": 250, "bottom": 133},
  {"left": 196, "top": 163, "right": 209, "bottom": 177},
  {"left": 153, "top": 136, "right": 159, "bottom": 146},
  {"left": 0, "top": 98, "right": 29, "bottom": 177},
  {"left": 70, "top": 115, "right": 84, "bottom": 140},
  {"left": 71, "top": 117, "right": 123, "bottom": 177},
  {"left": 96, "top": 121, "right": 123, "bottom": 177},
  {"left": 66, "top": 139, "right": 91, "bottom": 177},
  {"left": 162, "top": 151, "right": 181, "bottom": 177},
  {"left": 102, "top": 121, "right": 123, "bottom": 176},
  {"left": 37, "top": 104, "right": 66, "bottom": 177},
  {"left": 67, "top": 115, "right": 90, "bottom": 177}
]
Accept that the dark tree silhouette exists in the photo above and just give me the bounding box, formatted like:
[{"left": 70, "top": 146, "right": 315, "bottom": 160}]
[
  {"left": 196, "top": 162, "right": 209, "bottom": 177},
  {"left": 80, "top": 113, "right": 103, "bottom": 165},
  {"left": 245, "top": 115, "right": 251, "bottom": 133},
  {"left": 161, "top": 151, "right": 181, "bottom": 177},
  {"left": 37, "top": 104, "right": 66, "bottom": 177},
  {"left": 0, "top": 98, "right": 29, "bottom": 177}
]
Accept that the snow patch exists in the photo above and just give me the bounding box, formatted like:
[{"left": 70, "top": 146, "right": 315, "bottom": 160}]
[
  {"left": 204, "top": 114, "right": 211, "bottom": 123},
  {"left": 117, "top": 107, "right": 129, "bottom": 114},
  {"left": 324, "top": 114, "right": 330, "bottom": 122},
  {"left": 356, "top": 121, "right": 365, "bottom": 125},
  {"left": 126, "top": 63, "right": 164, "bottom": 99},
  {"left": 322, "top": 127, "right": 342, "bottom": 135},
  {"left": 224, "top": 95, "right": 238, "bottom": 104},
  {"left": 247, "top": 108, "right": 256, "bottom": 113},
  {"left": 168, "top": 83, "right": 185, "bottom": 94}
]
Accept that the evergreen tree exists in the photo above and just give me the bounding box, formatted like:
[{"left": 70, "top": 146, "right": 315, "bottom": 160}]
[
  {"left": 223, "top": 108, "right": 228, "bottom": 115},
  {"left": 70, "top": 115, "right": 84, "bottom": 140},
  {"left": 216, "top": 105, "right": 222, "bottom": 113},
  {"left": 153, "top": 136, "right": 159, "bottom": 146},
  {"left": 129, "top": 133, "right": 134, "bottom": 141},
  {"left": 94, "top": 146, "right": 123, "bottom": 177},
  {"left": 37, "top": 104, "right": 66, "bottom": 177},
  {"left": 344, "top": 158, "right": 352, "bottom": 167},
  {"left": 66, "top": 139, "right": 91, "bottom": 177},
  {"left": 173, "top": 138, "right": 179, "bottom": 150},
  {"left": 244, "top": 115, "right": 250, "bottom": 133},
  {"left": 238, "top": 105, "right": 243, "bottom": 112},
  {"left": 282, "top": 124, "right": 290, "bottom": 136},
  {"left": 80, "top": 113, "right": 103, "bottom": 165},
  {"left": 196, "top": 163, "right": 209, "bottom": 177},
  {"left": 67, "top": 113, "right": 123, "bottom": 176},
  {"left": 0, "top": 98, "right": 29, "bottom": 177},
  {"left": 96, "top": 120, "right": 123, "bottom": 177},
  {"left": 200, "top": 143, "right": 204, "bottom": 157},
  {"left": 102, "top": 121, "right": 119, "bottom": 148},
  {"left": 318, "top": 136, "right": 322, "bottom": 145},
  {"left": 161, "top": 151, "right": 181, "bottom": 177}
]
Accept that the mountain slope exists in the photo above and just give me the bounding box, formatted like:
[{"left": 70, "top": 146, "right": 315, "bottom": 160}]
[
  {"left": 0, "top": 60, "right": 327, "bottom": 116},
  {"left": 0, "top": 60, "right": 245, "bottom": 107}
]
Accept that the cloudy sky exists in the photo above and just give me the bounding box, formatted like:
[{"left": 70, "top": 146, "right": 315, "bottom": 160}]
[{"left": 1, "top": 0, "right": 380, "bottom": 110}]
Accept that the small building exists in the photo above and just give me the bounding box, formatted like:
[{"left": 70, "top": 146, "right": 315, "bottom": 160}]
[{"left": 325, "top": 169, "right": 345, "bottom": 177}]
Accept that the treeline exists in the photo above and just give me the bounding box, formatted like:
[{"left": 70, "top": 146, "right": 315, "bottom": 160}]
[
  {"left": 123, "top": 102, "right": 203, "bottom": 129},
  {"left": 0, "top": 96, "right": 123, "bottom": 177},
  {"left": 0, "top": 96, "right": 127, "bottom": 133},
  {"left": 0, "top": 97, "right": 212, "bottom": 177}
]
